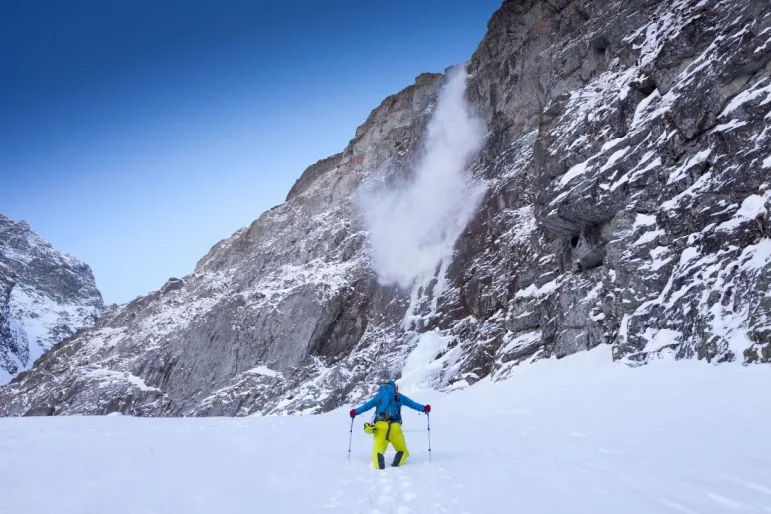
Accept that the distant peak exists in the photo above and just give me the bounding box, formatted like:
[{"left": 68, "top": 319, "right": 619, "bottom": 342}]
[{"left": 0, "top": 213, "right": 31, "bottom": 232}]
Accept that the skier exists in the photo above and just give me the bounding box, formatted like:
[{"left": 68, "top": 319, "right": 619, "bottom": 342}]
[{"left": 349, "top": 380, "right": 431, "bottom": 469}]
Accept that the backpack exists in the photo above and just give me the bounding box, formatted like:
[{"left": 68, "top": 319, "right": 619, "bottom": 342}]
[{"left": 374, "top": 381, "right": 401, "bottom": 422}]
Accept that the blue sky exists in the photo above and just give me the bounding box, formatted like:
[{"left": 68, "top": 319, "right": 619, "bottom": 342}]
[{"left": 0, "top": 0, "right": 502, "bottom": 305}]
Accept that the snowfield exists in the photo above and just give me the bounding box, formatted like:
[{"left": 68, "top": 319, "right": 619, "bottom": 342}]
[{"left": 1, "top": 348, "right": 770, "bottom": 514}]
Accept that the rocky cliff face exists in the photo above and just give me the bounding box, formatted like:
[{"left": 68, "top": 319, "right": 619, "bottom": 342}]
[
  {"left": 0, "top": 214, "right": 104, "bottom": 384},
  {"left": 1, "top": 0, "right": 769, "bottom": 416}
]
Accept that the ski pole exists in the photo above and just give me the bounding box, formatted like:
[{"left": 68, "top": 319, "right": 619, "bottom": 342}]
[
  {"left": 427, "top": 412, "right": 432, "bottom": 463},
  {"left": 347, "top": 417, "right": 354, "bottom": 461}
]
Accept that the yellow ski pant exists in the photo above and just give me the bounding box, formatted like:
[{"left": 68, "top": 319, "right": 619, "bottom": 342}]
[{"left": 372, "top": 420, "right": 409, "bottom": 469}]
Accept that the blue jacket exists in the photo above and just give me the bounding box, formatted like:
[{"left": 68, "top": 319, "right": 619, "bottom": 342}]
[{"left": 354, "top": 380, "right": 424, "bottom": 423}]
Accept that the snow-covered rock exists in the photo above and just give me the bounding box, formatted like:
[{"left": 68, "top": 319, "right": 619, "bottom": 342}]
[
  {"left": 0, "top": 214, "right": 104, "bottom": 384},
  {"left": 1, "top": 0, "right": 770, "bottom": 416}
]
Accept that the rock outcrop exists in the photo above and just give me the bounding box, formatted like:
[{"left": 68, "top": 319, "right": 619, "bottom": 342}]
[
  {"left": 1, "top": 0, "right": 769, "bottom": 416},
  {"left": 0, "top": 214, "right": 104, "bottom": 384}
]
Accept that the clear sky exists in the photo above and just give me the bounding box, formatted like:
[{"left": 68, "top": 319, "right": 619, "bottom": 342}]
[{"left": 0, "top": 0, "right": 503, "bottom": 305}]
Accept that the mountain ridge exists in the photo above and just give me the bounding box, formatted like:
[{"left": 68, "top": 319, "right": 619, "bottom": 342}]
[
  {"left": 1, "top": 0, "right": 770, "bottom": 416},
  {"left": 0, "top": 213, "right": 104, "bottom": 384}
]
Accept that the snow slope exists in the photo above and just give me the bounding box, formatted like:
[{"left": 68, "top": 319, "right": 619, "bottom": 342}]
[{"left": 1, "top": 348, "right": 769, "bottom": 514}]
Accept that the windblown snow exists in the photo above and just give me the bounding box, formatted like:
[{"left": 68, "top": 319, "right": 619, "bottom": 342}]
[
  {"left": 361, "top": 66, "right": 487, "bottom": 289},
  {"left": 1, "top": 348, "right": 769, "bottom": 514}
]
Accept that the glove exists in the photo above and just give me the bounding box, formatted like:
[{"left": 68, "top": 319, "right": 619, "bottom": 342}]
[
  {"left": 423, "top": 405, "right": 431, "bottom": 413},
  {"left": 350, "top": 409, "right": 356, "bottom": 418}
]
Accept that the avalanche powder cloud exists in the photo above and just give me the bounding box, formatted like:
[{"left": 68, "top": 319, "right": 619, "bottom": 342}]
[{"left": 361, "top": 65, "right": 487, "bottom": 288}]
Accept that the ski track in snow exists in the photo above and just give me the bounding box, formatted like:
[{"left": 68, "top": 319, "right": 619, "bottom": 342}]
[{"left": 1, "top": 349, "right": 771, "bottom": 513}]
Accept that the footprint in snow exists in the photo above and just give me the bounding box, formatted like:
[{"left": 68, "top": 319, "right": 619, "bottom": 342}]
[
  {"left": 403, "top": 492, "right": 418, "bottom": 502},
  {"left": 322, "top": 490, "right": 342, "bottom": 509}
]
